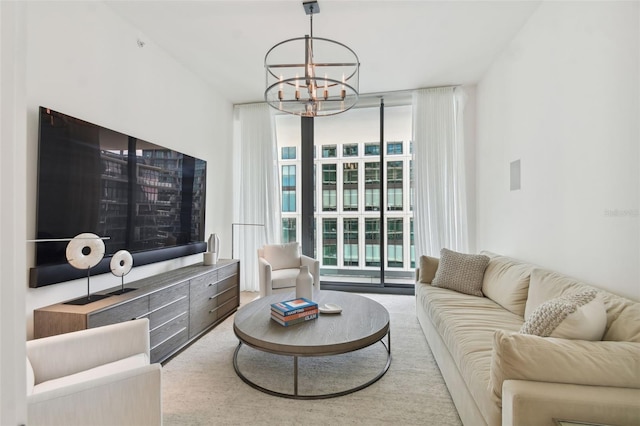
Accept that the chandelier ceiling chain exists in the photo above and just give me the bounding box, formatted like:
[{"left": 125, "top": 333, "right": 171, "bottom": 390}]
[{"left": 264, "top": 0, "right": 360, "bottom": 117}]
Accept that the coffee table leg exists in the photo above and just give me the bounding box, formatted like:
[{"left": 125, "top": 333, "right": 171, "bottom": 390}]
[{"left": 294, "top": 356, "right": 299, "bottom": 396}]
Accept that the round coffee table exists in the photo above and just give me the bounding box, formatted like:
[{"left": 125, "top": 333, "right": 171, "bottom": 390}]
[{"left": 233, "top": 290, "right": 391, "bottom": 399}]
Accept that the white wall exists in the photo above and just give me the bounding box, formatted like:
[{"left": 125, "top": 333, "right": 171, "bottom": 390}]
[
  {"left": 476, "top": 1, "right": 639, "bottom": 300},
  {"left": 1, "top": 2, "right": 28, "bottom": 424},
  {"left": 24, "top": 1, "right": 233, "bottom": 338}
]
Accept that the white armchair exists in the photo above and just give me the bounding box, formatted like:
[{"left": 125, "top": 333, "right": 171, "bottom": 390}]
[
  {"left": 258, "top": 242, "right": 320, "bottom": 297},
  {"left": 27, "top": 318, "right": 162, "bottom": 426}
]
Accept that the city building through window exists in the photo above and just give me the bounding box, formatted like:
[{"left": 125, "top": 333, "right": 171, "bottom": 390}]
[{"left": 275, "top": 103, "right": 414, "bottom": 288}]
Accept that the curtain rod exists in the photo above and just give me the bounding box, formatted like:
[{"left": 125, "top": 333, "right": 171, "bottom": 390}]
[{"left": 233, "top": 84, "right": 462, "bottom": 108}]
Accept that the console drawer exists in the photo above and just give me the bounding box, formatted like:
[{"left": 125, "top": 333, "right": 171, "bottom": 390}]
[
  {"left": 150, "top": 281, "right": 189, "bottom": 310},
  {"left": 150, "top": 310, "right": 189, "bottom": 349},
  {"left": 148, "top": 296, "right": 189, "bottom": 331},
  {"left": 217, "top": 262, "right": 239, "bottom": 281},
  {"left": 150, "top": 316, "right": 189, "bottom": 363},
  {"left": 190, "top": 271, "right": 219, "bottom": 300},
  {"left": 189, "top": 300, "right": 218, "bottom": 338},
  {"left": 88, "top": 297, "right": 149, "bottom": 328}
]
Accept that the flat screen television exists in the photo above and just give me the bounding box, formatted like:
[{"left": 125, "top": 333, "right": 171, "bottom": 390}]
[{"left": 30, "top": 107, "right": 207, "bottom": 288}]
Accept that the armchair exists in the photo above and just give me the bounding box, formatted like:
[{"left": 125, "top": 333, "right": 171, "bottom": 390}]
[
  {"left": 258, "top": 242, "right": 320, "bottom": 297},
  {"left": 27, "top": 318, "right": 162, "bottom": 426}
]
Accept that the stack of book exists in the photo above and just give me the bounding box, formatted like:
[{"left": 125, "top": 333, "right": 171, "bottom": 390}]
[{"left": 271, "top": 297, "right": 318, "bottom": 326}]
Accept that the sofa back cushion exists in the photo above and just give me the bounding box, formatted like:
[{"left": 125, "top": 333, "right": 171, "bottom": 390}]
[
  {"left": 526, "top": 268, "right": 640, "bottom": 342},
  {"left": 418, "top": 255, "right": 439, "bottom": 284},
  {"left": 481, "top": 252, "right": 532, "bottom": 317},
  {"left": 262, "top": 242, "right": 301, "bottom": 271}
]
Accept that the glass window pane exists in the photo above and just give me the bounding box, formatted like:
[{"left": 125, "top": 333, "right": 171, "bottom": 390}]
[
  {"left": 322, "top": 164, "right": 336, "bottom": 184},
  {"left": 343, "top": 144, "right": 358, "bottom": 157},
  {"left": 322, "top": 218, "right": 337, "bottom": 265},
  {"left": 387, "top": 141, "right": 403, "bottom": 155},
  {"left": 364, "top": 143, "right": 380, "bottom": 156},
  {"left": 343, "top": 218, "right": 359, "bottom": 266},
  {"left": 281, "top": 165, "right": 296, "bottom": 212},
  {"left": 322, "top": 145, "right": 337, "bottom": 158},
  {"left": 322, "top": 189, "right": 337, "bottom": 211},
  {"left": 281, "top": 146, "right": 296, "bottom": 160},
  {"left": 365, "top": 162, "right": 380, "bottom": 183},
  {"left": 282, "top": 218, "right": 297, "bottom": 242},
  {"left": 387, "top": 218, "right": 403, "bottom": 267}
]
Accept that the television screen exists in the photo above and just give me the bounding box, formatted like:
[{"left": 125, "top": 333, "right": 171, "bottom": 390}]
[{"left": 30, "top": 107, "right": 207, "bottom": 287}]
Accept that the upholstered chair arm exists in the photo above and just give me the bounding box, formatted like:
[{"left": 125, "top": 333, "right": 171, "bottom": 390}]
[
  {"left": 258, "top": 256, "right": 273, "bottom": 297},
  {"left": 301, "top": 255, "right": 320, "bottom": 290},
  {"left": 27, "top": 319, "right": 150, "bottom": 384},
  {"left": 27, "top": 363, "right": 162, "bottom": 426}
]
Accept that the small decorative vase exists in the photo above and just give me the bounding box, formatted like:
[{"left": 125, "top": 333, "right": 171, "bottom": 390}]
[
  {"left": 296, "top": 265, "right": 313, "bottom": 300},
  {"left": 207, "top": 233, "right": 220, "bottom": 264}
]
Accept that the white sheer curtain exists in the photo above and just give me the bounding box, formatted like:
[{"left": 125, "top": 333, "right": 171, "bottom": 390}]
[
  {"left": 412, "top": 87, "right": 469, "bottom": 258},
  {"left": 232, "top": 103, "right": 281, "bottom": 291}
]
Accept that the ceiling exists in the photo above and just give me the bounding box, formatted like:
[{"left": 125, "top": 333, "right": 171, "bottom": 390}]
[{"left": 106, "top": 0, "right": 541, "bottom": 105}]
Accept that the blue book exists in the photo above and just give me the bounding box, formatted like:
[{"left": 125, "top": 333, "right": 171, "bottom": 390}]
[{"left": 270, "top": 297, "right": 318, "bottom": 316}]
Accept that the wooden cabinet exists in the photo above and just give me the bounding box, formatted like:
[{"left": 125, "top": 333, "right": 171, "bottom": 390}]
[{"left": 34, "top": 260, "right": 240, "bottom": 363}]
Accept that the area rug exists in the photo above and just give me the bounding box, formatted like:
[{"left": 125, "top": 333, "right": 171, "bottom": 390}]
[{"left": 162, "top": 292, "right": 462, "bottom": 425}]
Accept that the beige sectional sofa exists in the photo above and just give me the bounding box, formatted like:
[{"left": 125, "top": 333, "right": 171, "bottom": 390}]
[{"left": 415, "top": 250, "right": 640, "bottom": 426}]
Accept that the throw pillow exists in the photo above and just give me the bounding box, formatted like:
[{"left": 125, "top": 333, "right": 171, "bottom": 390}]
[
  {"left": 418, "top": 255, "right": 439, "bottom": 284},
  {"left": 262, "top": 242, "right": 301, "bottom": 271},
  {"left": 520, "top": 289, "right": 607, "bottom": 341},
  {"left": 431, "top": 248, "right": 490, "bottom": 297},
  {"left": 490, "top": 329, "right": 640, "bottom": 399}
]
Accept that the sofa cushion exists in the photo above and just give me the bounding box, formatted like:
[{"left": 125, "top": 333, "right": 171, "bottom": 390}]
[
  {"left": 271, "top": 268, "right": 299, "bottom": 289},
  {"left": 418, "top": 255, "right": 439, "bottom": 283},
  {"left": 525, "top": 268, "right": 640, "bottom": 342},
  {"left": 431, "top": 248, "right": 489, "bottom": 297},
  {"left": 419, "top": 283, "right": 523, "bottom": 425},
  {"left": 263, "top": 242, "right": 301, "bottom": 271},
  {"left": 520, "top": 290, "right": 607, "bottom": 341},
  {"left": 32, "top": 353, "right": 149, "bottom": 394},
  {"left": 480, "top": 252, "right": 532, "bottom": 317},
  {"left": 490, "top": 330, "right": 640, "bottom": 400}
]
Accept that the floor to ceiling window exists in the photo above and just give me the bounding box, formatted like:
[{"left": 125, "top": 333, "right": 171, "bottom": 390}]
[{"left": 275, "top": 99, "right": 414, "bottom": 290}]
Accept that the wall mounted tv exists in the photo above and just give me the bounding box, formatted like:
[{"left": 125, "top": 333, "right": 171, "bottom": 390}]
[{"left": 30, "top": 107, "right": 207, "bottom": 288}]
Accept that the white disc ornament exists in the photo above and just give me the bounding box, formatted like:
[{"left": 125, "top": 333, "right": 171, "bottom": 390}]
[
  {"left": 110, "top": 250, "right": 133, "bottom": 277},
  {"left": 65, "top": 233, "right": 105, "bottom": 270}
]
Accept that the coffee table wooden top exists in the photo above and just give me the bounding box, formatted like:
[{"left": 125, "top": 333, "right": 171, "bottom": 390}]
[{"left": 233, "top": 290, "right": 390, "bottom": 356}]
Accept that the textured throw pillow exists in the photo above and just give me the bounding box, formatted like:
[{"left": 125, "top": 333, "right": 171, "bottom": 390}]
[
  {"left": 431, "top": 248, "right": 490, "bottom": 297},
  {"left": 520, "top": 289, "right": 607, "bottom": 341},
  {"left": 262, "top": 242, "right": 301, "bottom": 271},
  {"left": 418, "top": 255, "right": 439, "bottom": 284}
]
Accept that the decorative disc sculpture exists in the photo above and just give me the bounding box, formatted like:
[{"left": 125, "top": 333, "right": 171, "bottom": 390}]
[
  {"left": 109, "top": 250, "right": 135, "bottom": 294},
  {"left": 65, "top": 232, "right": 109, "bottom": 305}
]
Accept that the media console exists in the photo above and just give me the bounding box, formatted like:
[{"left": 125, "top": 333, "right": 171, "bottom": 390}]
[{"left": 33, "top": 259, "right": 239, "bottom": 363}]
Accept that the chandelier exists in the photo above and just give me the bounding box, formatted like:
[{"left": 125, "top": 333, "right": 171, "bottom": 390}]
[{"left": 264, "top": 0, "right": 360, "bottom": 117}]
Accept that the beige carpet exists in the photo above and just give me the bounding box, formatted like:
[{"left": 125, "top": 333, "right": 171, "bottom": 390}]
[{"left": 162, "top": 292, "right": 462, "bottom": 425}]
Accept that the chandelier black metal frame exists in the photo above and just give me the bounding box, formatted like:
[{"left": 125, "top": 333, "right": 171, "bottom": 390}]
[{"left": 264, "top": 0, "right": 360, "bottom": 117}]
